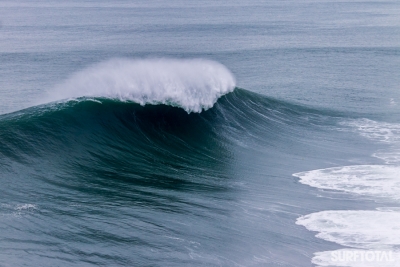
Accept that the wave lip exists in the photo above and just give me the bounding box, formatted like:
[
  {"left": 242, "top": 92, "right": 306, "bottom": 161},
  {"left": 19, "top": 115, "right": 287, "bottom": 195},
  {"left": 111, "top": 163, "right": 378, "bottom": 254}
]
[{"left": 45, "top": 58, "right": 236, "bottom": 113}]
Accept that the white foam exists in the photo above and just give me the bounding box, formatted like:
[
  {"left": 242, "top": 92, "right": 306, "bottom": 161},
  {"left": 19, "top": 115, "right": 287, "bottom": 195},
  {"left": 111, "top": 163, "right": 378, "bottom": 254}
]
[
  {"left": 296, "top": 119, "right": 400, "bottom": 201},
  {"left": 0, "top": 204, "right": 37, "bottom": 219},
  {"left": 341, "top": 119, "right": 400, "bottom": 144},
  {"left": 294, "top": 165, "right": 400, "bottom": 201},
  {"left": 342, "top": 119, "right": 400, "bottom": 164},
  {"left": 295, "top": 118, "right": 400, "bottom": 266},
  {"left": 44, "top": 58, "right": 236, "bottom": 113},
  {"left": 297, "top": 210, "right": 400, "bottom": 249},
  {"left": 15, "top": 204, "right": 36, "bottom": 211},
  {"left": 297, "top": 210, "right": 400, "bottom": 266}
]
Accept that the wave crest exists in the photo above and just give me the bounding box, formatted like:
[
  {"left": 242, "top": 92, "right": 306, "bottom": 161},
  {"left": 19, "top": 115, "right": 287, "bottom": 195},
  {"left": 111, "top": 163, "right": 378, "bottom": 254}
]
[{"left": 45, "top": 58, "right": 236, "bottom": 113}]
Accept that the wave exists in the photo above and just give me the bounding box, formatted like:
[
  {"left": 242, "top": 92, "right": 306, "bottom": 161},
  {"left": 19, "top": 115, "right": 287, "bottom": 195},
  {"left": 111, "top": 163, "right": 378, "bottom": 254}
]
[
  {"left": 2, "top": 78, "right": 386, "bottom": 266},
  {"left": 0, "top": 81, "right": 355, "bottom": 205},
  {"left": 0, "top": 88, "right": 333, "bottom": 165},
  {"left": 2, "top": 88, "right": 324, "bottom": 210},
  {"left": 43, "top": 58, "right": 236, "bottom": 113},
  {"left": 0, "top": 80, "right": 355, "bottom": 169}
]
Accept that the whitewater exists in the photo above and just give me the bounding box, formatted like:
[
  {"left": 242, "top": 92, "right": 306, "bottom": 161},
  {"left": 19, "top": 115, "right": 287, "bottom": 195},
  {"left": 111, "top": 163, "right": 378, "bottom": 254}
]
[
  {"left": 295, "top": 119, "right": 400, "bottom": 267},
  {"left": 44, "top": 58, "right": 236, "bottom": 113}
]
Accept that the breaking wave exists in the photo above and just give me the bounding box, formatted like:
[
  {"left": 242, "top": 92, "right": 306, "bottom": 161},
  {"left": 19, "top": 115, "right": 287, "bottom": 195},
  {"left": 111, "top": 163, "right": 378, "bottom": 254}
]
[{"left": 44, "top": 58, "right": 236, "bottom": 113}]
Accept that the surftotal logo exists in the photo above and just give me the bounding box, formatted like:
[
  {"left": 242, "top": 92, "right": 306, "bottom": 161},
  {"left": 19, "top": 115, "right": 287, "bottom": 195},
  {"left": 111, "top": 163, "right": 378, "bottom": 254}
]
[{"left": 331, "top": 250, "right": 395, "bottom": 263}]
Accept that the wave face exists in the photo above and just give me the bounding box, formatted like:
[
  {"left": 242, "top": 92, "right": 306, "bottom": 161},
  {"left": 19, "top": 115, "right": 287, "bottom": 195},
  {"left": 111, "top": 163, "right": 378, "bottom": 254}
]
[
  {"left": 0, "top": 88, "right": 304, "bottom": 166},
  {"left": 44, "top": 58, "right": 236, "bottom": 113},
  {"left": 0, "top": 88, "right": 325, "bottom": 266},
  {"left": 2, "top": 86, "right": 399, "bottom": 267}
]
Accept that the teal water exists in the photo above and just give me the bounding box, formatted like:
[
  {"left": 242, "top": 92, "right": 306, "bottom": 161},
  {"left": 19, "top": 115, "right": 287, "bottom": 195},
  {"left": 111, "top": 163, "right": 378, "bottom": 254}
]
[{"left": 1, "top": 1, "right": 400, "bottom": 266}]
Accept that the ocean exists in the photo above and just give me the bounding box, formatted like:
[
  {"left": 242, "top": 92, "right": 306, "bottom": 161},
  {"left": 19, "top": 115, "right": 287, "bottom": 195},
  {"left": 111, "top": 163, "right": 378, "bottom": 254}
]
[{"left": 1, "top": 1, "right": 400, "bottom": 266}]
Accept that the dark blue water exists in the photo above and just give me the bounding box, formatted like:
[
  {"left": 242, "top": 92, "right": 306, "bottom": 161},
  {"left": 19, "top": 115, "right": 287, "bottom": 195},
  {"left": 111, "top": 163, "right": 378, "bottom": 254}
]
[{"left": 1, "top": 1, "right": 400, "bottom": 266}]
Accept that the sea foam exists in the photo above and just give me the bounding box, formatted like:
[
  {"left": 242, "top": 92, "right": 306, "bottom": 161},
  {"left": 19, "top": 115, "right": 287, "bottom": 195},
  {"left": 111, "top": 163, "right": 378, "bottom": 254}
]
[
  {"left": 295, "top": 119, "right": 400, "bottom": 267},
  {"left": 296, "top": 210, "right": 400, "bottom": 249},
  {"left": 294, "top": 165, "right": 400, "bottom": 201},
  {"left": 296, "top": 210, "right": 400, "bottom": 267},
  {"left": 45, "top": 58, "right": 236, "bottom": 113}
]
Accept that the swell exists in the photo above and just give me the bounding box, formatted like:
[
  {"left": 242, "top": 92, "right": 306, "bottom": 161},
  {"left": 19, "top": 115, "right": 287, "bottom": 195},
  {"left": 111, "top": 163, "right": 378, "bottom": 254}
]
[
  {"left": 0, "top": 87, "right": 360, "bottom": 249},
  {"left": 0, "top": 86, "right": 344, "bottom": 267},
  {"left": 0, "top": 88, "right": 346, "bottom": 166}
]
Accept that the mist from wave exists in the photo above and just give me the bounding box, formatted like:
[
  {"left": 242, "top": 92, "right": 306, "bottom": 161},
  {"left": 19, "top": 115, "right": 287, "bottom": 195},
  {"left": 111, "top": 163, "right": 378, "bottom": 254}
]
[{"left": 42, "top": 58, "right": 236, "bottom": 113}]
